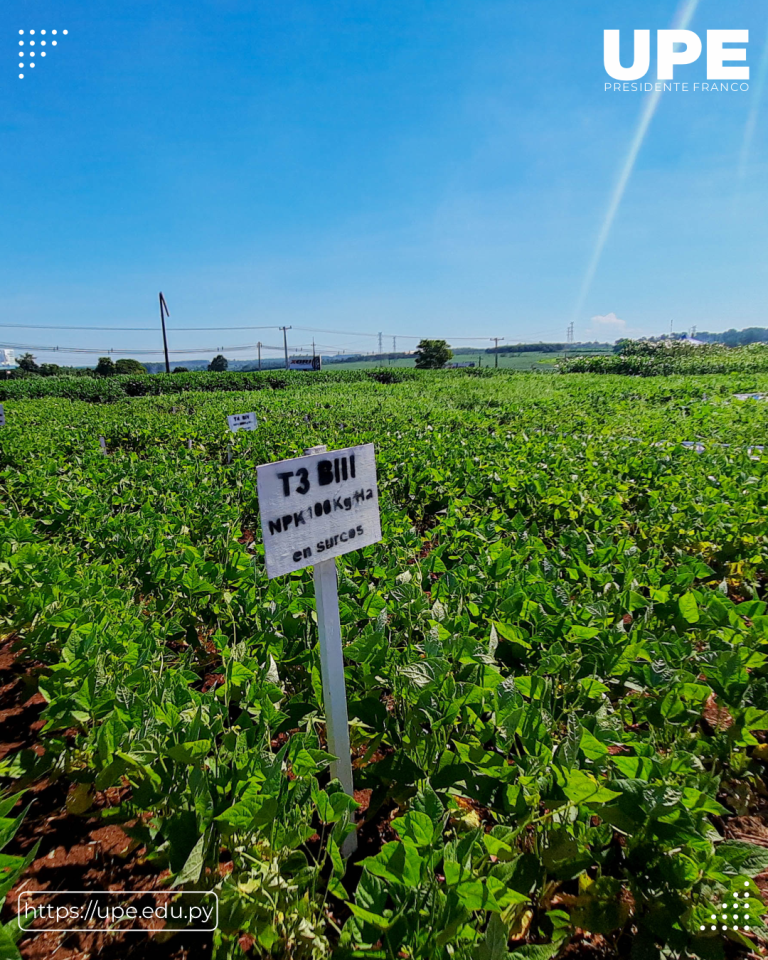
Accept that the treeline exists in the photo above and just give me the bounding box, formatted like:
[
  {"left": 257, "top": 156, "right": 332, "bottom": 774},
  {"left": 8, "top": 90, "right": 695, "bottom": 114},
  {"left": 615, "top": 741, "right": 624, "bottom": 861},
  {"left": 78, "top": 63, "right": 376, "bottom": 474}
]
[
  {"left": 4, "top": 354, "right": 149, "bottom": 379},
  {"left": 696, "top": 328, "right": 768, "bottom": 347},
  {"left": 484, "top": 341, "right": 612, "bottom": 355}
]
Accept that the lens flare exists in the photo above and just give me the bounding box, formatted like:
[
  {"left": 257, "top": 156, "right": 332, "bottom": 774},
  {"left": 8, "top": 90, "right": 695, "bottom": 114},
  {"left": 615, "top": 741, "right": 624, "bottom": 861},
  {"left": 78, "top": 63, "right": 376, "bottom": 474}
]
[
  {"left": 737, "top": 15, "right": 768, "bottom": 180},
  {"left": 571, "top": 0, "right": 702, "bottom": 325}
]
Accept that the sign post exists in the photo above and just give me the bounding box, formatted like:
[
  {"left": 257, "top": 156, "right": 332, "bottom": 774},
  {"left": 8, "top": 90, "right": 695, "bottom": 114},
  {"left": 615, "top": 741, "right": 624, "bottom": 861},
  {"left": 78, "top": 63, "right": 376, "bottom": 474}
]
[
  {"left": 227, "top": 413, "right": 257, "bottom": 464},
  {"left": 256, "top": 442, "right": 382, "bottom": 856},
  {"left": 99, "top": 436, "right": 107, "bottom": 456},
  {"left": 227, "top": 413, "right": 257, "bottom": 433},
  {"left": 304, "top": 445, "right": 355, "bottom": 807}
]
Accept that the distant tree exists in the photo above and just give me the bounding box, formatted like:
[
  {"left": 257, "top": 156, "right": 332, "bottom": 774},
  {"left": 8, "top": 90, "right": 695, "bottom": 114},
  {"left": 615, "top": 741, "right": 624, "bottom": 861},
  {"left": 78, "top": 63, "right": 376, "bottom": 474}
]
[
  {"left": 16, "top": 352, "right": 39, "bottom": 373},
  {"left": 173, "top": 366, "right": 189, "bottom": 374},
  {"left": 95, "top": 357, "right": 116, "bottom": 376},
  {"left": 208, "top": 355, "right": 228, "bottom": 372},
  {"left": 414, "top": 339, "right": 452, "bottom": 369},
  {"left": 115, "top": 358, "right": 147, "bottom": 375},
  {"left": 39, "top": 363, "right": 61, "bottom": 376},
  {"left": 697, "top": 327, "right": 768, "bottom": 347}
]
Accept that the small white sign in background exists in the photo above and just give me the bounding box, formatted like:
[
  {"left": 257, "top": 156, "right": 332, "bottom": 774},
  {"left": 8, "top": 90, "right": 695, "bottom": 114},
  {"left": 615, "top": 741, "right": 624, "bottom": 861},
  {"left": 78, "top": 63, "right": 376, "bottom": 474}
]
[
  {"left": 227, "top": 412, "right": 257, "bottom": 432},
  {"left": 0, "top": 404, "right": 5, "bottom": 428},
  {"left": 257, "top": 443, "right": 381, "bottom": 579}
]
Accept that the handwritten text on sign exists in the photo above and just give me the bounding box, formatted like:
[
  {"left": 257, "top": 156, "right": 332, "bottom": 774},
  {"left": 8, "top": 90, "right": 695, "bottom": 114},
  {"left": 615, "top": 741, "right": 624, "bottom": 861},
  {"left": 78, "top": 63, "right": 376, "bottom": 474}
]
[
  {"left": 257, "top": 444, "right": 381, "bottom": 578},
  {"left": 227, "top": 413, "right": 257, "bottom": 432}
]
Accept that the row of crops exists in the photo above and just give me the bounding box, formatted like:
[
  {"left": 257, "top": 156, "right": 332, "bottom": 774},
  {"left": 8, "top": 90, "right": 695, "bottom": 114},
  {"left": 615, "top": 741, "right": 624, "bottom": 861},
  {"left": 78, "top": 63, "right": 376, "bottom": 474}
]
[
  {"left": 0, "top": 367, "right": 429, "bottom": 403},
  {"left": 560, "top": 344, "right": 768, "bottom": 377},
  {"left": 2, "top": 373, "right": 768, "bottom": 958}
]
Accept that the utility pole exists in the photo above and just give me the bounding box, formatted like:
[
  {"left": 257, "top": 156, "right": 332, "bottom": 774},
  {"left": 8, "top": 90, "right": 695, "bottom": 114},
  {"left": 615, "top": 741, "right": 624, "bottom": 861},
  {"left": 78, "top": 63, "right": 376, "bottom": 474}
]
[
  {"left": 312, "top": 338, "right": 316, "bottom": 361},
  {"left": 159, "top": 293, "right": 171, "bottom": 374},
  {"left": 491, "top": 337, "right": 504, "bottom": 368},
  {"left": 257, "top": 342, "right": 262, "bottom": 370},
  {"left": 378, "top": 332, "right": 383, "bottom": 364},
  {"left": 281, "top": 326, "right": 292, "bottom": 370}
]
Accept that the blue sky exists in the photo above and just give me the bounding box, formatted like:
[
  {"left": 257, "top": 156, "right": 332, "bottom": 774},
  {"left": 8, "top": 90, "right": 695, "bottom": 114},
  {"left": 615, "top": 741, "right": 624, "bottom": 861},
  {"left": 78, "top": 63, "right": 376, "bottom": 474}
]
[{"left": 1, "top": 0, "right": 767, "bottom": 363}]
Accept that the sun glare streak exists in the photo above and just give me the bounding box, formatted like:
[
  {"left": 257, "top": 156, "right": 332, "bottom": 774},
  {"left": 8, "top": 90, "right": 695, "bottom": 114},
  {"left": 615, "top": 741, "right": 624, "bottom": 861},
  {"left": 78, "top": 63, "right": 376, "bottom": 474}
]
[
  {"left": 571, "top": 0, "right": 702, "bottom": 325},
  {"left": 737, "top": 15, "right": 768, "bottom": 181}
]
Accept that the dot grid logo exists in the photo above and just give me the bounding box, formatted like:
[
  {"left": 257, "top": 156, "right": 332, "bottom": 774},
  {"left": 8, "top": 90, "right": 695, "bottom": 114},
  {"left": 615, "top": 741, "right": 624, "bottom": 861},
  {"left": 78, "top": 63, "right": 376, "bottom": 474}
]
[
  {"left": 16, "top": 27, "right": 68, "bottom": 79},
  {"left": 696, "top": 881, "right": 762, "bottom": 937},
  {"left": 604, "top": 29, "right": 750, "bottom": 92}
]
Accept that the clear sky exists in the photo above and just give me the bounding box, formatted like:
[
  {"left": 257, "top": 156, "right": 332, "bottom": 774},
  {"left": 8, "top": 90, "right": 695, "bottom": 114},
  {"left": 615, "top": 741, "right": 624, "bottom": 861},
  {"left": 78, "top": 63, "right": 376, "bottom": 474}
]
[{"left": 1, "top": 0, "right": 767, "bottom": 363}]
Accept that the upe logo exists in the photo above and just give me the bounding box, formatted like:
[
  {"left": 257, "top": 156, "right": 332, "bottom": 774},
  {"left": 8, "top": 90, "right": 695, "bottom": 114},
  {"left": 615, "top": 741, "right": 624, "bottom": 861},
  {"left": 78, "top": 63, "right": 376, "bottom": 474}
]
[{"left": 604, "top": 30, "right": 749, "bottom": 81}]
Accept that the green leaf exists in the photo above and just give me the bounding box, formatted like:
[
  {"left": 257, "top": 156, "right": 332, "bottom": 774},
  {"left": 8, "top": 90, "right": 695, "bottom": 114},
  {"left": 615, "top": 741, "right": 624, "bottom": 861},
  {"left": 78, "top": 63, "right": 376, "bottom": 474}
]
[
  {"left": 455, "top": 878, "right": 501, "bottom": 912},
  {"left": 346, "top": 902, "right": 392, "bottom": 931},
  {"left": 579, "top": 678, "right": 609, "bottom": 698},
  {"left": 172, "top": 832, "right": 206, "bottom": 886},
  {"left": 0, "top": 924, "right": 22, "bottom": 960},
  {"left": 679, "top": 592, "right": 700, "bottom": 624},
  {"left": 475, "top": 912, "right": 509, "bottom": 960},
  {"left": 717, "top": 840, "right": 768, "bottom": 876},
  {"left": 562, "top": 769, "right": 621, "bottom": 805},
  {"left": 328, "top": 876, "right": 348, "bottom": 900},
  {"left": 509, "top": 944, "right": 561, "bottom": 959},
  {"left": 568, "top": 626, "right": 601, "bottom": 641},
  {"left": 579, "top": 729, "right": 609, "bottom": 761},
  {"left": 390, "top": 811, "right": 435, "bottom": 848},
  {"left": 166, "top": 739, "right": 212, "bottom": 765},
  {"left": 362, "top": 841, "right": 422, "bottom": 888}
]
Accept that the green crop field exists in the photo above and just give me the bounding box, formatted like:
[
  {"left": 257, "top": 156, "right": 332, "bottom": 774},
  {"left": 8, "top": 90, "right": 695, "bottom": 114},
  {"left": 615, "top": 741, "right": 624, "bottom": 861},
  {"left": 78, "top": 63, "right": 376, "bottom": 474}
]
[
  {"left": 561, "top": 342, "right": 768, "bottom": 377},
  {"left": 327, "top": 350, "right": 605, "bottom": 372},
  {"left": 3, "top": 371, "right": 768, "bottom": 959}
]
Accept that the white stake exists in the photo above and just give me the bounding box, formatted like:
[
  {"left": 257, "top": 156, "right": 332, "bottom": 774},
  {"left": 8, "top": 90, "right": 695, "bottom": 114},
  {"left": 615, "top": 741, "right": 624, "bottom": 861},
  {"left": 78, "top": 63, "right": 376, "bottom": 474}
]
[
  {"left": 305, "top": 444, "right": 357, "bottom": 856},
  {"left": 227, "top": 443, "right": 233, "bottom": 465},
  {"left": 188, "top": 438, "right": 193, "bottom": 450},
  {"left": 99, "top": 436, "right": 107, "bottom": 456}
]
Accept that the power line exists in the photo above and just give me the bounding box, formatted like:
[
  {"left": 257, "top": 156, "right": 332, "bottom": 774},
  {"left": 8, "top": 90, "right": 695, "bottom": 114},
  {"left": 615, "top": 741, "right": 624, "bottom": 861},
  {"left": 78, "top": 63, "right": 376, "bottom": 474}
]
[
  {"left": 0, "top": 340, "right": 287, "bottom": 356},
  {"left": 0, "top": 323, "right": 280, "bottom": 331},
  {"left": 0, "top": 321, "right": 569, "bottom": 343}
]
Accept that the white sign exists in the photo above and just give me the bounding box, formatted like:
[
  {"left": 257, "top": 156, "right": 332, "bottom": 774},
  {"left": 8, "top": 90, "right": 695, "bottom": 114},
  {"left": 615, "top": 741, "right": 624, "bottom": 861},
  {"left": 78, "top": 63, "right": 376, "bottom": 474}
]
[
  {"left": 289, "top": 357, "right": 321, "bottom": 371},
  {"left": 0, "top": 404, "right": 5, "bottom": 427},
  {"left": 227, "top": 412, "right": 258, "bottom": 432},
  {"left": 257, "top": 443, "right": 381, "bottom": 578}
]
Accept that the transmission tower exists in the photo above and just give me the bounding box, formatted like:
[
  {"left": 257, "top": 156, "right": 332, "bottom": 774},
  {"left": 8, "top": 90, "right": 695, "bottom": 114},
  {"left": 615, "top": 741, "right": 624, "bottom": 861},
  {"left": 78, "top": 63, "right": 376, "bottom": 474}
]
[{"left": 566, "top": 322, "right": 574, "bottom": 345}]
